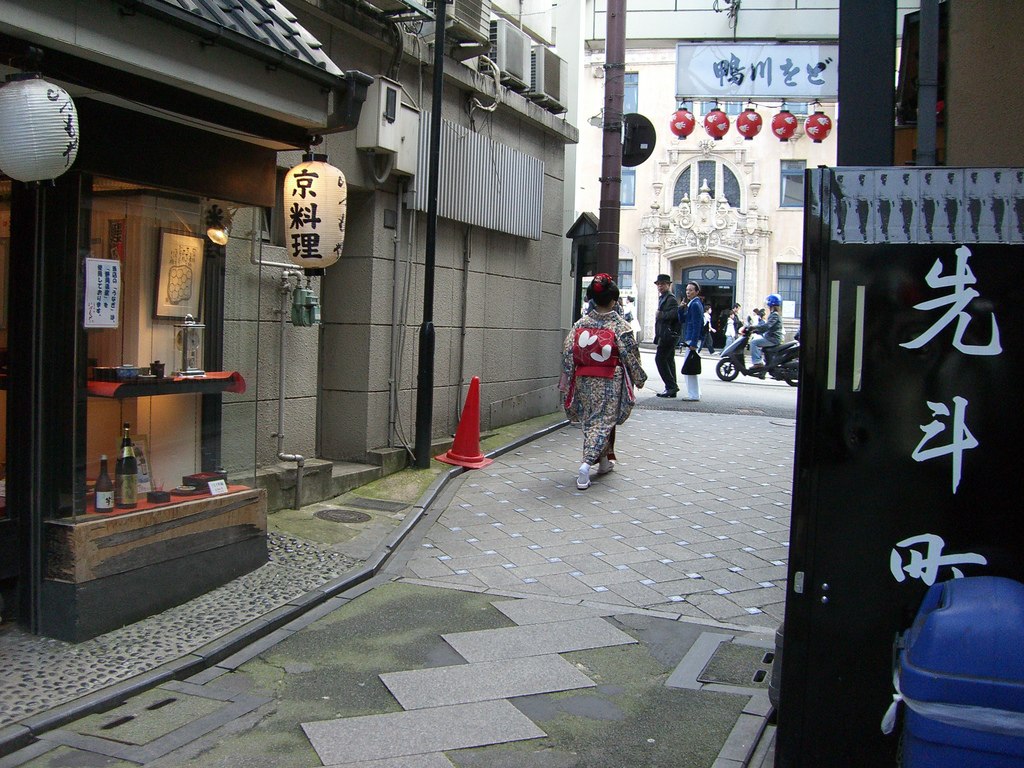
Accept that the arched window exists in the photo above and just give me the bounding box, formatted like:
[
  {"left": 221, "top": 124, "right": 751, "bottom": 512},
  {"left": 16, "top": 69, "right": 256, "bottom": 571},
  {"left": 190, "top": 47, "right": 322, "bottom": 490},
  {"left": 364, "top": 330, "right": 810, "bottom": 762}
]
[{"left": 672, "top": 160, "right": 742, "bottom": 209}]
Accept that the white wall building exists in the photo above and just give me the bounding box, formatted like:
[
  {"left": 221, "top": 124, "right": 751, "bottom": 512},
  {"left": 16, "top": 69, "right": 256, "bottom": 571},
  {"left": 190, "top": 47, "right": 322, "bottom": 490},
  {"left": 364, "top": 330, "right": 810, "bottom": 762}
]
[{"left": 576, "top": 1, "right": 920, "bottom": 341}]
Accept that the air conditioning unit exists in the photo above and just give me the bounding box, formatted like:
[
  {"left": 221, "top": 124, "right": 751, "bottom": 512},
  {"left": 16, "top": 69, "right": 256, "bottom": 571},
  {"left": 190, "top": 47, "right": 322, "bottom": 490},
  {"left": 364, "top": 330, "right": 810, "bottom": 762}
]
[
  {"left": 422, "top": 0, "right": 491, "bottom": 48},
  {"left": 529, "top": 45, "right": 567, "bottom": 114},
  {"left": 487, "top": 18, "right": 531, "bottom": 92}
]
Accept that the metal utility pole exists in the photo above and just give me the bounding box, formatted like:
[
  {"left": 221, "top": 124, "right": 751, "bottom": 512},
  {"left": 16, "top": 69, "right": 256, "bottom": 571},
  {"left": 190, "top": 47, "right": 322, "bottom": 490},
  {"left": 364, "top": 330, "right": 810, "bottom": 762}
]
[
  {"left": 414, "top": 0, "right": 446, "bottom": 468},
  {"left": 596, "top": 0, "right": 626, "bottom": 277}
]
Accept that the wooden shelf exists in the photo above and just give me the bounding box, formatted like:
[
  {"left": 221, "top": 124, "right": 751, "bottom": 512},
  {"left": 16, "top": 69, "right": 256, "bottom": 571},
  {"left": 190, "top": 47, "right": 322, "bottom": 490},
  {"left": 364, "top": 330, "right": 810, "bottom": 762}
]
[{"left": 87, "top": 371, "right": 246, "bottom": 399}]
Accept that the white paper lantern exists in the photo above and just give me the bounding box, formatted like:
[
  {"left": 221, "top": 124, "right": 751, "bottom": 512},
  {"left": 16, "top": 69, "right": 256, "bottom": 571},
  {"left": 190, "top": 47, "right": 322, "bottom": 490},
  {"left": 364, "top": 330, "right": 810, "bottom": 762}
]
[
  {"left": 283, "top": 154, "right": 347, "bottom": 271},
  {"left": 0, "top": 73, "right": 79, "bottom": 182}
]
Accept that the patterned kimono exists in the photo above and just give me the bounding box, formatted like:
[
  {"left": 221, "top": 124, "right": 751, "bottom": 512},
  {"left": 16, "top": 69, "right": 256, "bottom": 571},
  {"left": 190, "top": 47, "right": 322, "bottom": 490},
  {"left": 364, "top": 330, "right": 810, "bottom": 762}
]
[{"left": 561, "top": 309, "right": 648, "bottom": 465}]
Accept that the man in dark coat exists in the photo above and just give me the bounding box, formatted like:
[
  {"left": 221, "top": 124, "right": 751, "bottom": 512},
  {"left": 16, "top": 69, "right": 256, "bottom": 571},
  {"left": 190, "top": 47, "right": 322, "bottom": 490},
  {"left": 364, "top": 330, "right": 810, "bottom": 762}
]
[{"left": 652, "top": 274, "right": 681, "bottom": 397}]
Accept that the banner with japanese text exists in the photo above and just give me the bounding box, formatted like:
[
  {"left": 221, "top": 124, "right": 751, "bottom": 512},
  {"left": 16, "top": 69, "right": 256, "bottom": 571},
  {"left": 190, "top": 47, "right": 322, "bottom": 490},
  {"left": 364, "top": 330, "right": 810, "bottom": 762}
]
[{"left": 675, "top": 43, "right": 838, "bottom": 101}]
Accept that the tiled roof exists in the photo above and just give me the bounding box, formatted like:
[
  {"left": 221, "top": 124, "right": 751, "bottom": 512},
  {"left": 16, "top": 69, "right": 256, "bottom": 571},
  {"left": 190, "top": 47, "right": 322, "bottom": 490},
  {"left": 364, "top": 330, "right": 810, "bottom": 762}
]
[{"left": 146, "top": 0, "right": 342, "bottom": 77}]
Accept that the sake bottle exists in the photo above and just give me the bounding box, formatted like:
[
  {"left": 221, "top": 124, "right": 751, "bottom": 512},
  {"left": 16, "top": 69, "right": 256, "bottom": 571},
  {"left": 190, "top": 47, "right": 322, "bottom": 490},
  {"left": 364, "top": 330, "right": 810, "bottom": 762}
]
[
  {"left": 114, "top": 422, "right": 138, "bottom": 508},
  {"left": 95, "top": 454, "right": 114, "bottom": 512}
]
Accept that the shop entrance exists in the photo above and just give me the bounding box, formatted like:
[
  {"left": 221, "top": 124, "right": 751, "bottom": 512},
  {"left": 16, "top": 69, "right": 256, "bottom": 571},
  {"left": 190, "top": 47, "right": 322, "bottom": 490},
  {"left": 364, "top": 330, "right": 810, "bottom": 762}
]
[{"left": 680, "top": 264, "right": 737, "bottom": 349}]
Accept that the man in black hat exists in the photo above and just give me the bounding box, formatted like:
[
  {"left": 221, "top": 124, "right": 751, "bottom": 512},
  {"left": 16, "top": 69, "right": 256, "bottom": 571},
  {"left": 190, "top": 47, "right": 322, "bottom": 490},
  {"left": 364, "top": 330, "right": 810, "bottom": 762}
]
[{"left": 653, "top": 274, "right": 681, "bottom": 397}]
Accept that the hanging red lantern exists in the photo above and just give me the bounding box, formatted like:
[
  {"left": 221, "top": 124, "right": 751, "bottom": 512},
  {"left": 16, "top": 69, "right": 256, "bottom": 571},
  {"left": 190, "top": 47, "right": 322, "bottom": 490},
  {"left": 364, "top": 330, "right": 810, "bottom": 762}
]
[
  {"left": 703, "top": 107, "right": 730, "bottom": 140},
  {"left": 735, "top": 108, "right": 763, "bottom": 140},
  {"left": 669, "top": 107, "right": 696, "bottom": 139},
  {"left": 771, "top": 108, "right": 798, "bottom": 141},
  {"left": 805, "top": 110, "right": 833, "bottom": 143}
]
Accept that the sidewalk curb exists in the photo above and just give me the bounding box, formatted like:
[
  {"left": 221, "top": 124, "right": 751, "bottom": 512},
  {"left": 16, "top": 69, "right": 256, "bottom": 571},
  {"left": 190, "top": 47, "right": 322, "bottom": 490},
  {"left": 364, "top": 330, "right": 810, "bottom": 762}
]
[{"left": 0, "top": 420, "right": 571, "bottom": 759}]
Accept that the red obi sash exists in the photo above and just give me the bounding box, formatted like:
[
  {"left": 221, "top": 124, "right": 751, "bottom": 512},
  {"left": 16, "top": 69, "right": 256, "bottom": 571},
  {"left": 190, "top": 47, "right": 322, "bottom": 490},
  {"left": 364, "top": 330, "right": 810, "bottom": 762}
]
[{"left": 572, "top": 327, "right": 619, "bottom": 378}]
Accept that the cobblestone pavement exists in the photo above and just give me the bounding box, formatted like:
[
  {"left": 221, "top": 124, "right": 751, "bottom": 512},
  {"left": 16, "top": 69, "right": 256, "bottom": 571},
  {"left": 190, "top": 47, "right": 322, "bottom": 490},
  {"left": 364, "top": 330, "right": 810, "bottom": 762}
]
[
  {"left": 0, "top": 408, "right": 794, "bottom": 763},
  {"left": 403, "top": 410, "right": 793, "bottom": 630}
]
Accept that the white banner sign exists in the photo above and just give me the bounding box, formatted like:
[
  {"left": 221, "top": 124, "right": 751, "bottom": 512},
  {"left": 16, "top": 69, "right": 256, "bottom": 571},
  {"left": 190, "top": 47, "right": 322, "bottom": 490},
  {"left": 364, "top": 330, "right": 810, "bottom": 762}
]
[
  {"left": 676, "top": 43, "right": 839, "bottom": 100},
  {"left": 84, "top": 258, "right": 120, "bottom": 328}
]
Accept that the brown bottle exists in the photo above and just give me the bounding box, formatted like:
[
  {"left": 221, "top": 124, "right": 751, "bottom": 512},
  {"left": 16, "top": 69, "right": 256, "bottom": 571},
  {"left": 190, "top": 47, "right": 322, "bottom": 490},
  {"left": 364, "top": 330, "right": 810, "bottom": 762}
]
[
  {"left": 114, "top": 423, "right": 137, "bottom": 508},
  {"left": 95, "top": 455, "right": 114, "bottom": 512}
]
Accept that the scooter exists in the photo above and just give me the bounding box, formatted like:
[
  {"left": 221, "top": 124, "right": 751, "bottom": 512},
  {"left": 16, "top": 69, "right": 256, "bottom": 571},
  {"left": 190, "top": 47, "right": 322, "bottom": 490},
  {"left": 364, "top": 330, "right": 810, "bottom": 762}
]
[{"left": 715, "top": 331, "right": 800, "bottom": 386}]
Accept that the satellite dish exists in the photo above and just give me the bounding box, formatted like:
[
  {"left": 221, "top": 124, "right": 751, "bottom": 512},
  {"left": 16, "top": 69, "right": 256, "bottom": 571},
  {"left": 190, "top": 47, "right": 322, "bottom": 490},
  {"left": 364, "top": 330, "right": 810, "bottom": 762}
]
[{"left": 622, "top": 113, "right": 656, "bottom": 167}]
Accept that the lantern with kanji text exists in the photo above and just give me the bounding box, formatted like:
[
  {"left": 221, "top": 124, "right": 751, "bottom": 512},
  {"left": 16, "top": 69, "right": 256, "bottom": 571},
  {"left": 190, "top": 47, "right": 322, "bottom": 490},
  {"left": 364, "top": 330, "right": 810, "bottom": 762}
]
[
  {"left": 735, "top": 107, "right": 763, "bottom": 140},
  {"left": 703, "top": 107, "right": 730, "bottom": 140},
  {"left": 283, "top": 153, "right": 348, "bottom": 272},
  {"left": 669, "top": 107, "right": 696, "bottom": 139},
  {"left": 805, "top": 110, "right": 833, "bottom": 143},
  {"left": 0, "top": 73, "right": 79, "bottom": 182},
  {"left": 771, "top": 108, "right": 798, "bottom": 141}
]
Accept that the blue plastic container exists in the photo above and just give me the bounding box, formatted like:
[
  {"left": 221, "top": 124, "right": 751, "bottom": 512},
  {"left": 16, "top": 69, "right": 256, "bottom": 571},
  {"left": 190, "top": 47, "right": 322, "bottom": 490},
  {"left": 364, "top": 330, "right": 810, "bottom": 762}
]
[{"left": 899, "top": 576, "right": 1024, "bottom": 767}]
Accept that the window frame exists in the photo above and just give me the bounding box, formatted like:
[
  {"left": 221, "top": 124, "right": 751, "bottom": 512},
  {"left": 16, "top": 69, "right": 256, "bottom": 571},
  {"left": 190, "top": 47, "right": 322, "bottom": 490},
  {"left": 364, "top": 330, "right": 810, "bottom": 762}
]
[
  {"left": 780, "top": 159, "right": 807, "bottom": 208},
  {"left": 620, "top": 167, "right": 636, "bottom": 207},
  {"left": 777, "top": 262, "right": 803, "bottom": 319}
]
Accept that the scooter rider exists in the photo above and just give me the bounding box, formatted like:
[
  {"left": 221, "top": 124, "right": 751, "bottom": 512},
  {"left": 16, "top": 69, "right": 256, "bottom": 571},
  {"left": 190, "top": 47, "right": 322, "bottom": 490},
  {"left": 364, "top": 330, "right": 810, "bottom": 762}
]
[{"left": 742, "top": 294, "right": 785, "bottom": 371}]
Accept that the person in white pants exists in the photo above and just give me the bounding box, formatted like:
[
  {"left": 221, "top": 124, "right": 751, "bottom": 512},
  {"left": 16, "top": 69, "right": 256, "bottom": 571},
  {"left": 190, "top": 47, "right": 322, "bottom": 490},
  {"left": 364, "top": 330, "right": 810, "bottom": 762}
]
[{"left": 680, "top": 280, "right": 704, "bottom": 401}]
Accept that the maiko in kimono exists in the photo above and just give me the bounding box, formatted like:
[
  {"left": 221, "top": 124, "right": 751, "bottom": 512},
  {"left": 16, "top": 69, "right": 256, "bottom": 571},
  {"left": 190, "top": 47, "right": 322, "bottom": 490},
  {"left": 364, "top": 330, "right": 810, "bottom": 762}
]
[{"left": 560, "top": 273, "right": 648, "bottom": 490}]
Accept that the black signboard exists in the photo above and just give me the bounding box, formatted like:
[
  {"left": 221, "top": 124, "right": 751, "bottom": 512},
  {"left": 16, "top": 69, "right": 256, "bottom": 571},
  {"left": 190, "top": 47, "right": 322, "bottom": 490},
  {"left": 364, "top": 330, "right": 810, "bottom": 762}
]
[{"left": 777, "top": 167, "right": 1024, "bottom": 766}]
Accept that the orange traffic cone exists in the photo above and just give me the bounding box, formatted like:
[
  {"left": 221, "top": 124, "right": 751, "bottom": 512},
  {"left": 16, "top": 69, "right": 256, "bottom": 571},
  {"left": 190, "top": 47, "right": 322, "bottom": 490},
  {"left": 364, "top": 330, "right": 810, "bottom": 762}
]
[{"left": 436, "top": 376, "right": 493, "bottom": 469}]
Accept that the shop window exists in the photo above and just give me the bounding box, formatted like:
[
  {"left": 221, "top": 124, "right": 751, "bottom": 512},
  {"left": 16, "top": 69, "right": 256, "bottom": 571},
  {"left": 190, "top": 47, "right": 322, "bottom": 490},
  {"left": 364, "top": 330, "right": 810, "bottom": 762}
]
[
  {"left": 621, "top": 168, "right": 636, "bottom": 207},
  {"left": 76, "top": 178, "right": 256, "bottom": 521},
  {"left": 781, "top": 160, "right": 806, "bottom": 207},
  {"left": 778, "top": 263, "right": 802, "bottom": 319}
]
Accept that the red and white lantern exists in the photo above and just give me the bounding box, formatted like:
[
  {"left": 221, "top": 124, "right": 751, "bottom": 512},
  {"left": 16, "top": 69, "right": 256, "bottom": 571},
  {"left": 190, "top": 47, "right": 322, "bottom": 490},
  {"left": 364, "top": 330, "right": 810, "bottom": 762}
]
[
  {"left": 805, "top": 110, "right": 833, "bottom": 143},
  {"left": 0, "top": 73, "right": 79, "bottom": 182},
  {"left": 771, "top": 108, "right": 798, "bottom": 141},
  {"left": 703, "top": 107, "right": 730, "bottom": 140},
  {"left": 735, "top": 108, "right": 763, "bottom": 140},
  {"left": 283, "top": 153, "right": 348, "bottom": 271},
  {"left": 669, "top": 107, "right": 696, "bottom": 139}
]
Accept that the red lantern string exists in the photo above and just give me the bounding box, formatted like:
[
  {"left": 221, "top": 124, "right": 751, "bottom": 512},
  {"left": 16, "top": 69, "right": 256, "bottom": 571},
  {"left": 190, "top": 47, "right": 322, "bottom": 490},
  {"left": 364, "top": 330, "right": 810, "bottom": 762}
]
[
  {"left": 703, "top": 107, "right": 730, "bottom": 140},
  {"left": 735, "top": 107, "right": 763, "bottom": 140},
  {"left": 771, "top": 108, "right": 798, "bottom": 141},
  {"left": 805, "top": 110, "right": 833, "bottom": 143},
  {"left": 670, "top": 107, "right": 696, "bottom": 139}
]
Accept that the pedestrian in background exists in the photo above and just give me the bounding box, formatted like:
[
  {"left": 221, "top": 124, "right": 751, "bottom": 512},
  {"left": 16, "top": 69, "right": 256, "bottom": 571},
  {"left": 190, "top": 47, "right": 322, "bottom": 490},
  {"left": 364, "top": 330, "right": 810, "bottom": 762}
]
[
  {"left": 701, "top": 304, "right": 716, "bottom": 354},
  {"left": 679, "top": 280, "right": 704, "bottom": 401},
  {"left": 560, "top": 274, "right": 648, "bottom": 490},
  {"left": 744, "top": 294, "right": 786, "bottom": 370},
  {"left": 652, "top": 274, "right": 681, "bottom": 398},
  {"left": 725, "top": 303, "right": 741, "bottom": 346}
]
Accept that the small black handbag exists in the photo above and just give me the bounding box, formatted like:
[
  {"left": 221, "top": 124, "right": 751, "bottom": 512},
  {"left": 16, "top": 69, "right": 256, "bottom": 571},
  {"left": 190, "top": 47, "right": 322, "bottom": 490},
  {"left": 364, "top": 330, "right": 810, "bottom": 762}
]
[{"left": 681, "top": 348, "right": 702, "bottom": 375}]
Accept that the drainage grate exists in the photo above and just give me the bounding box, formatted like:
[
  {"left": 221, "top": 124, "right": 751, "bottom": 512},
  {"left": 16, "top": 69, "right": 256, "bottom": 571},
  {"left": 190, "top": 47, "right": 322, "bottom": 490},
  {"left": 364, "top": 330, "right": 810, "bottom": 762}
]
[
  {"left": 698, "top": 642, "right": 773, "bottom": 689},
  {"left": 315, "top": 508, "right": 372, "bottom": 524}
]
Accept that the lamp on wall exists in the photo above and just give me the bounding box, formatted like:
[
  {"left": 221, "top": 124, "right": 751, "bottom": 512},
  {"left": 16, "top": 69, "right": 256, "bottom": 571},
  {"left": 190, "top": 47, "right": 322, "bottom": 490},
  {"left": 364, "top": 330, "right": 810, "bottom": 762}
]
[
  {"left": 0, "top": 71, "right": 79, "bottom": 182},
  {"left": 282, "top": 147, "right": 348, "bottom": 274},
  {"left": 205, "top": 204, "right": 233, "bottom": 245}
]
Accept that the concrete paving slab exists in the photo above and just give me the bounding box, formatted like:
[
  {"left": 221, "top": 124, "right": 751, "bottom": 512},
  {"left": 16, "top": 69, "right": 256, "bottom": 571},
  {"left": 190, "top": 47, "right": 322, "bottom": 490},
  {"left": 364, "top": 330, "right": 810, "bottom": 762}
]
[
  {"left": 302, "top": 700, "right": 545, "bottom": 765},
  {"left": 379, "top": 654, "right": 595, "bottom": 709},
  {"left": 442, "top": 617, "right": 637, "bottom": 662},
  {"left": 491, "top": 598, "right": 613, "bottom": 625},
  {"left": 325, "top": 755, "right": 456, "bottom": 768}
]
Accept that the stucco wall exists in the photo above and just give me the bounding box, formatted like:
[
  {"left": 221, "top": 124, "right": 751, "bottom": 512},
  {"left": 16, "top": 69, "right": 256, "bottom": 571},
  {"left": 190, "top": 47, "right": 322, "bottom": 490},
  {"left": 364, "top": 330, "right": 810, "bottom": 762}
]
[{"left": 224, "top": 8, "right": 577, "bottom": 467}]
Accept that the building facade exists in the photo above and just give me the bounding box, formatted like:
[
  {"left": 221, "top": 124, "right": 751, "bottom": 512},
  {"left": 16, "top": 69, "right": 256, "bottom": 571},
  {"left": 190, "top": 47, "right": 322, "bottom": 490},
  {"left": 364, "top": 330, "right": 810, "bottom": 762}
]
[
  {"left": 0, "top": 0, "right": 577, "bottom": 639},
  {"left": 575, "top": 1, "right": 919, "bottom": 342}
]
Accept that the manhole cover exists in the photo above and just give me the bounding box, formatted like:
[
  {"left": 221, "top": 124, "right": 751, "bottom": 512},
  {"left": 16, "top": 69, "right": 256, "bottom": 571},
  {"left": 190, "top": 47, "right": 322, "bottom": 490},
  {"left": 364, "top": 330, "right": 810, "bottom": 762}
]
[{"left": 315, "top": 508, "right": 372, "bottom": 523}]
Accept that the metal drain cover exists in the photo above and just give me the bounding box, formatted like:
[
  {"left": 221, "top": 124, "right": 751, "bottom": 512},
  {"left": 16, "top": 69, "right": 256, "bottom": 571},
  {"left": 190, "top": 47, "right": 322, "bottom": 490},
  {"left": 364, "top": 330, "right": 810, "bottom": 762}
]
[{"left": 315, "top": 508, "right": 372, "bottom": 523}]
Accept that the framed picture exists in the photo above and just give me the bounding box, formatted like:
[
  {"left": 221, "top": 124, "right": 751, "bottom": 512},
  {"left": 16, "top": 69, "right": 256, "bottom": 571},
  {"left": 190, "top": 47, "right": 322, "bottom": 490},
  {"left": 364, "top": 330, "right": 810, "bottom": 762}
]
[{"left": 154, "top": 230, "right": 204, "bottom": 319}]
